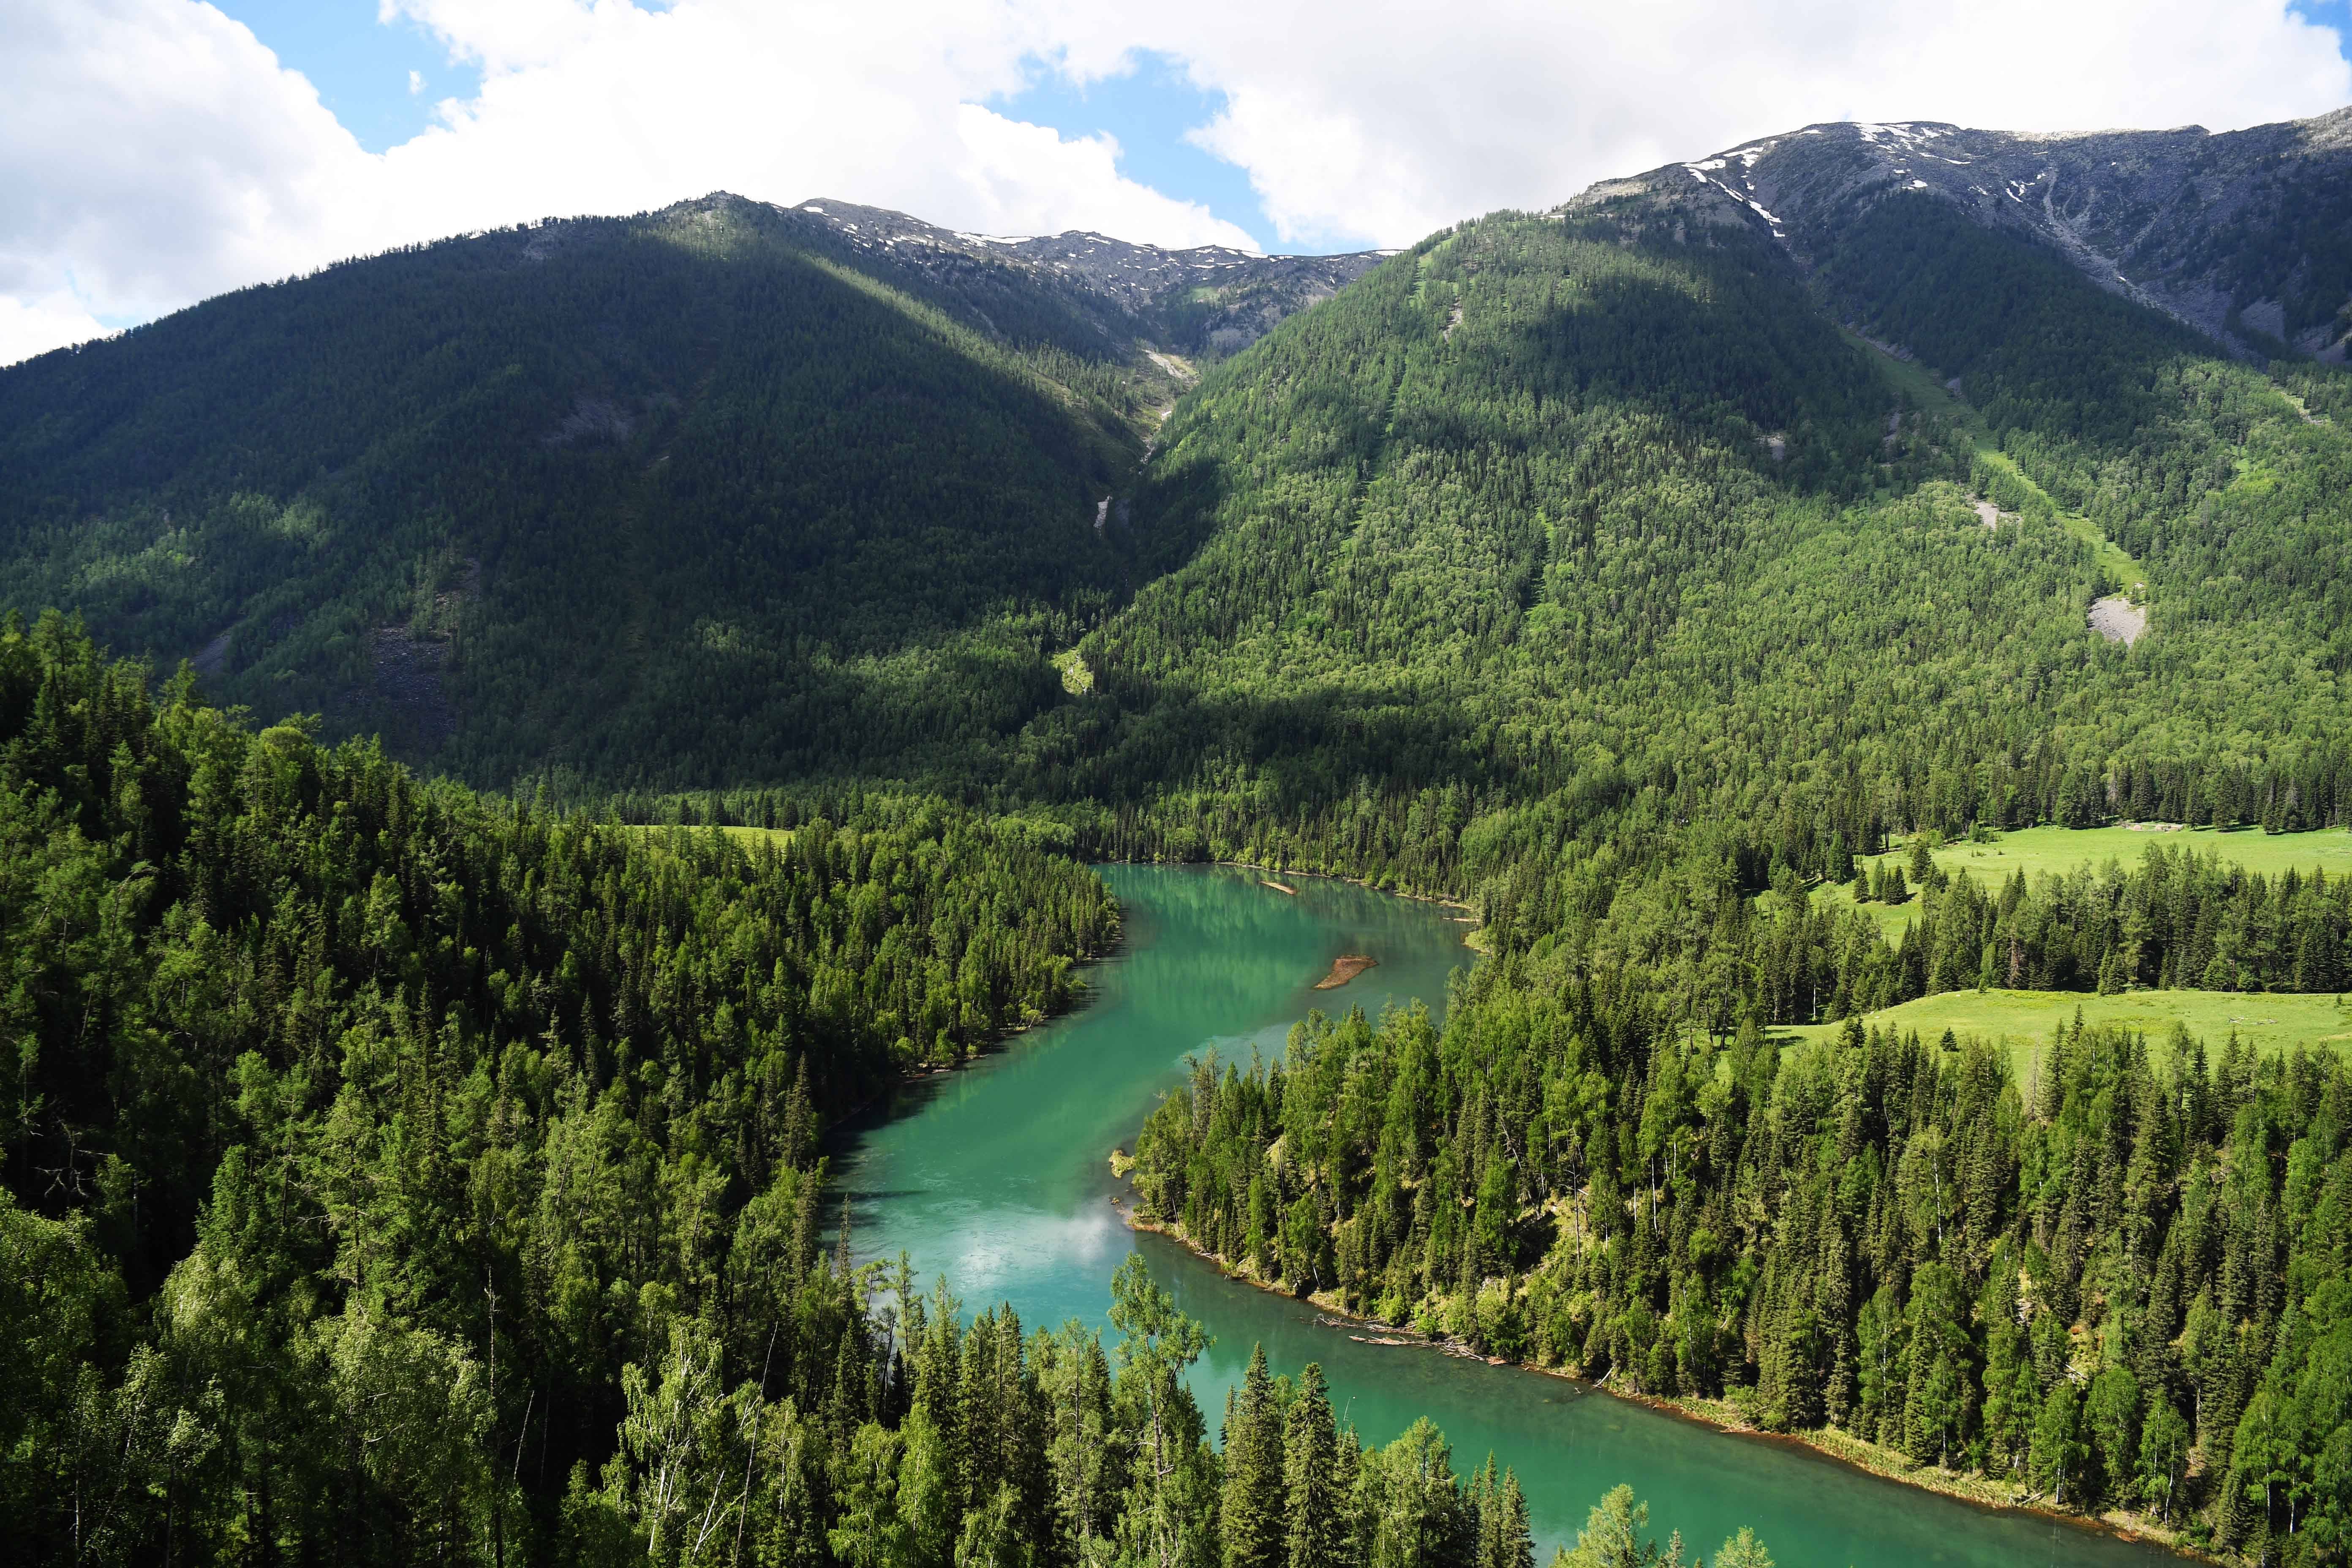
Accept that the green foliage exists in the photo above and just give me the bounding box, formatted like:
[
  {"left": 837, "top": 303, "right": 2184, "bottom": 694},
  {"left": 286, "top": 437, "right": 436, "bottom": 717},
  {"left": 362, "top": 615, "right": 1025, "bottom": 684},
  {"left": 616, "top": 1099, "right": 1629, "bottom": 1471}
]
[
  {"left": 0, "top": 201, "right": 1173, "bottom": 787},
  {"left": 0, "top": 612, "right": 1115, "bottom": 1563},
  {"left": 1130, "top": 972, "right": 2352, "bottom": 1548}
]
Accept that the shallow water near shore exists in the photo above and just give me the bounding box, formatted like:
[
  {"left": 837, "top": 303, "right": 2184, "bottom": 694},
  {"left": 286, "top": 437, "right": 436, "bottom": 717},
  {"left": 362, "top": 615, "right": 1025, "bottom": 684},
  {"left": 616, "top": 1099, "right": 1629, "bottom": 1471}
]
[{"left": 830, "top": 863, "right": 2179, "bottom": 1567}]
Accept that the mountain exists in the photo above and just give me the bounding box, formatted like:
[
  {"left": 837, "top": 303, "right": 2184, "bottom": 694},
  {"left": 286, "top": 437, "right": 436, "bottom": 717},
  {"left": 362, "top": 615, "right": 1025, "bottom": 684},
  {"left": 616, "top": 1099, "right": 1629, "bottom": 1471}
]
[
  {"left": 1015, "top": 107, "right": 2352, "bottom": 887},
  {"left": 785, "top": 197, "right": 1388, "bottom": 357},
  {"left": 0, "top": 193, "right": 1371, "bottom": 789},
  {"left": 1608, "top": 108, "right": 2352, "bottom": 360},
  {"left": 10, "top": 112, "right": 2352, "bottom": 1568},
  {"left": 0, "top": 111, "right": 2345, "bottom": 819}
]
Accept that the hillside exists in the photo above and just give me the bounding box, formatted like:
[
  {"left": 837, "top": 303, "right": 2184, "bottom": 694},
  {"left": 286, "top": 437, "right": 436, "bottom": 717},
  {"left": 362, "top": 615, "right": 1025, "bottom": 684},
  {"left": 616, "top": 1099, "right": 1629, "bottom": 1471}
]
[
  {"left": 0, "top": 193, "right": 1372, "bottom": 791},
  {"left": 1, "top": 113, "right": 2346, "bottom": 831},
  {"left": 1015, "top": 109, "right": 2352, "bottom": 900},
  {"left": 10, "top": 103, "right": 2352, "bottom": 1568}
]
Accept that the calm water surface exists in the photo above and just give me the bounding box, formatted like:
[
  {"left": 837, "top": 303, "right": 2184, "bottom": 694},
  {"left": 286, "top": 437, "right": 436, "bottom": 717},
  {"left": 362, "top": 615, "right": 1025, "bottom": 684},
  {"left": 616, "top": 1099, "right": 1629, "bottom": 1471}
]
[{"left": 832, "top": 864, "right": 2173, "bottom": 1568}]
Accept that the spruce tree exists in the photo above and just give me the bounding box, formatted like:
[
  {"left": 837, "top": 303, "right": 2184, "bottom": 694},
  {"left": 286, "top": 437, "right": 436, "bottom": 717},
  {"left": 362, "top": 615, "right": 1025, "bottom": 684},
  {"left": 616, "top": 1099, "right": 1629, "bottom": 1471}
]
[
  {"left": 1221, "top": 1345, "right": 1285, "bottom": 1568},
  {"left": 1284, "top": 1364, "right": 1344, "bottom": 1568}
]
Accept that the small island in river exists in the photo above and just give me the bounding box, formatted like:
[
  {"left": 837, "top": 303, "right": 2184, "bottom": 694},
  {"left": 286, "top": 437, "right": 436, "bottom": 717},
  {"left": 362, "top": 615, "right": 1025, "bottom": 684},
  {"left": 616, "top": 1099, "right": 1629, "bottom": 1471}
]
[{"left": 1314, "top": 953, "right": 1378, "bottom": 989}]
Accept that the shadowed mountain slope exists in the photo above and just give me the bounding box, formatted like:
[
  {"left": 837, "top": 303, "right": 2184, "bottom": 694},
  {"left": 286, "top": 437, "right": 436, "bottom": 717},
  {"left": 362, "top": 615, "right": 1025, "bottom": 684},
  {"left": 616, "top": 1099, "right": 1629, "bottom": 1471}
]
[{"left": 0, "top": 195, "right": 1383, "bottom": 789}]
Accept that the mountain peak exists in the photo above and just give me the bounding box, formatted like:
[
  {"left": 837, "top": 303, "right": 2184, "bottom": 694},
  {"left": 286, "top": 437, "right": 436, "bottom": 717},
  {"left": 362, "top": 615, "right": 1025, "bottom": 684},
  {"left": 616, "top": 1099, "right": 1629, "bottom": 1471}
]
[{"left": 1573, "top": 107, "right": 2352, "bottom": 361}]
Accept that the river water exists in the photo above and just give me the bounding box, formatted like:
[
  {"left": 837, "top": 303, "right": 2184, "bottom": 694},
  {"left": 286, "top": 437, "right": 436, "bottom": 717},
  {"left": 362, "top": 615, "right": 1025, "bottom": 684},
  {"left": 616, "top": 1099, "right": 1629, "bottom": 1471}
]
[{"left": 831, "top": 864, "right": 2175, "bottom": 1567}]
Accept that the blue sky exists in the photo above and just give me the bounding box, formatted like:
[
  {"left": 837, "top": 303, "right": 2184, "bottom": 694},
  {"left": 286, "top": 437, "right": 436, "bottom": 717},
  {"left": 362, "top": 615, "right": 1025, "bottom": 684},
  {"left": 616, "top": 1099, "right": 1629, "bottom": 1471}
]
[
  {"left": 986, "top": 53, "right": 1290, "bottom": 252},
  {"left": 214, "top": 1, "right": 480, "bottom": 153}
]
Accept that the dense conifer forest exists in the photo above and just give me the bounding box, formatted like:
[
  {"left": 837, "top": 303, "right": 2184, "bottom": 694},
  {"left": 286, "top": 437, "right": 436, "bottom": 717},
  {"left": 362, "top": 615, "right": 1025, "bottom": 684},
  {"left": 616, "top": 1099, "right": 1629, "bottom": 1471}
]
[
  {"left": 5, "top": 110, "right": 2352, "bottom": 1568},
  {"left": 1130, "top": 994, "right": 2352, "bottom": 1560},
  {"left": 1, "top": 615, "right": 1778, "bottom": 1568}
]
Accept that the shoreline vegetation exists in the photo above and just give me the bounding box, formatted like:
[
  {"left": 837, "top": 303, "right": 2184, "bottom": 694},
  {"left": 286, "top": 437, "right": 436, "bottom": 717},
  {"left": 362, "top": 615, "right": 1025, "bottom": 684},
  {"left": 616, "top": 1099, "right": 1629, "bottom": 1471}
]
[
  {"left": 1111, "top": 1192, "right": 2208, "bottom": 1563},
  {"left": 1113, "top": 976, "right": 2334, "bottom": 1568}
]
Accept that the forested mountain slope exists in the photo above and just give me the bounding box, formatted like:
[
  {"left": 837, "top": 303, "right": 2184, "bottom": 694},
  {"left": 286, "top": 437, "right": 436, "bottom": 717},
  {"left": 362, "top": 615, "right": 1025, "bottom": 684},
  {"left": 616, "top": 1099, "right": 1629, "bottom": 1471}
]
[
  {"left": 0, "top": 614, "right": 1124, "bottom": 1559},
  {"left": 1067, "top": 118, "right": 2352, "bottom": 1564},
  {"left": 0, "top": 194, "right": 1369, "bottom": 791},
  {"left": 1024, "top": 113, "right": 2352, "bottom": 906}
]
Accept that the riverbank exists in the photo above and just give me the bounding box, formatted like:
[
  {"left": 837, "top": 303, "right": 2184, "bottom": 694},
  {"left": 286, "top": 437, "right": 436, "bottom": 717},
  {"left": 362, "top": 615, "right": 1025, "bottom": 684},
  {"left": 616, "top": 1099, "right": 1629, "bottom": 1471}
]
[
  {"left": 1215, "top": 858, "right": 1481, "bottom": 920},
  {"left": 1113, "top": 1195, "right": 2207, "bottom": 1563}
]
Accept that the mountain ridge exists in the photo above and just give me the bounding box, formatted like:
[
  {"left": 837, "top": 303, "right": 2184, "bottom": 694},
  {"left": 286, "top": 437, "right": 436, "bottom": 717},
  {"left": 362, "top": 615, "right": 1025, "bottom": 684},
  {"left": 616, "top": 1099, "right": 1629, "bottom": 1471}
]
[
  {"left": 776, "top": 193, "right": 1389, "bottom": 356},
  {"left": 1575, "top": 105, "right": 2352, "bottom": 361}
]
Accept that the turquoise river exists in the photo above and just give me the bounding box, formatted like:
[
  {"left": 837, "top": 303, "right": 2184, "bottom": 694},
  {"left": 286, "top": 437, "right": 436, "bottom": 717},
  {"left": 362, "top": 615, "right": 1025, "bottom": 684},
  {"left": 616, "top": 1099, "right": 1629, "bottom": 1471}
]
[{"left": 830, "top": 864, "right": 2178, "bottom": 1568}]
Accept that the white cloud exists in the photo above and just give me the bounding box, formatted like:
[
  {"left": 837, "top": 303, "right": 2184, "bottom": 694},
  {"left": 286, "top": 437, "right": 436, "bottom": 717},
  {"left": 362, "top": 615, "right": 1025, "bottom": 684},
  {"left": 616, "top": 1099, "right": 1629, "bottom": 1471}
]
[
  {"left": 0, "top": 292, "right": 114, "bottom": 368},
  {"left": 0, "top": 0, "right": 361, "bottom": 345},
  {"left": 0, "top": 0, "right": 2346, "bottom": 362},
  {"left": 1062, "top": 0, "right": 2352, "bottom": 249}
]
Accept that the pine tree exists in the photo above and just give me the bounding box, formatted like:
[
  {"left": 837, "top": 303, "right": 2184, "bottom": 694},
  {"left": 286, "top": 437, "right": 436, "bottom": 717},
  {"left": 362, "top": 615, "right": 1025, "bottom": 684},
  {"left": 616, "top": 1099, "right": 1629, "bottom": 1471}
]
[
  {"left": 1221, "top": 1345, "right": 1285, "bottom": 1568},
  {"left": 1284, "top": 1365, "right": 1344, "bottom": 1568},
  {"left": 1714, "top": 1527, "right": 1775, "bottom": 1568}
]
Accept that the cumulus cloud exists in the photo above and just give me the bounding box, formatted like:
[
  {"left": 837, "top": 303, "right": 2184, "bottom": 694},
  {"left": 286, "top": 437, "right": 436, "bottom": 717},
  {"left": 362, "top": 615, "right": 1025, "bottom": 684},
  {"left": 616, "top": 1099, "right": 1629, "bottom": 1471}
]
[
  {"left": 0, "top": 0, "right": 2345, "bottom": 363},
  {"left": 1070, "top": 0, "right": 2352, "bottom": 249},
  {"left": 0, "top": 293, "right": 113, "bottom": 368},
  {"left": 0, "top": 0, "right": 361, "bottom": 339}
]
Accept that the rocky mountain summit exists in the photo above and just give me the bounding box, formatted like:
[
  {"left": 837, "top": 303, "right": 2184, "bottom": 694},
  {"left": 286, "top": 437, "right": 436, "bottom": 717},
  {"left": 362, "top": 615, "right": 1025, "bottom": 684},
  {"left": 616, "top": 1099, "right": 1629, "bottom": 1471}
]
[
  {"left": 781, "top": 196, "right": 1387, "bottom": 357},
  {"left": 1574, "top": 107, "right": 2352, "bottom": 361}
]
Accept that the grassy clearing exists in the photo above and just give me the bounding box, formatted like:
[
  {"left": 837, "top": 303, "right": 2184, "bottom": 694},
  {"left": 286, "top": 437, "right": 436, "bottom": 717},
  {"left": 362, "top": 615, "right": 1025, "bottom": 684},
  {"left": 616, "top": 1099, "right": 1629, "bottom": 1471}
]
[
  {"left": 1811, "top": 824, "right": 2352, "bottom": 937},
  {"left": 1846, "top": 330, "right": 2146, "bottom": 591},
  {"left": 1810, "top": 877, "right": 1920, "bottom": 940},
  {"left": 1927, "top": 823, "right": 2352, "bottom": 883},
  {"left": 1780, "top": 987, "right": 2352, "bottom": 1063}
]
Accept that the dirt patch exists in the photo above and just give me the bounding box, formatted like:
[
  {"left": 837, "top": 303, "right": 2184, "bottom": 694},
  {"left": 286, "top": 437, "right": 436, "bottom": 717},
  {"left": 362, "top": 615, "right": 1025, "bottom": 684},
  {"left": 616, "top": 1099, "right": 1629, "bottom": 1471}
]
[
  {"left": 367, "top": 626, "right": 460, "bottom": 746},
  {"left": 1142, "top": 348, "right": 1198, "bottom": 383},
  {"left": 1971, "top": 497, "right": 2010, "bottom": 530},
  {"left": 2089, "top": 594, "right": 2148, "bottom": 645},
  {"left": 1314, "top": 954, "right": 1379, "bottom": 990},
  {"left": 544, "top": 396, "right": 635, "bottom": 447},
  {"left": 191, "top": 627, "right": 234, "bottom": 678}
]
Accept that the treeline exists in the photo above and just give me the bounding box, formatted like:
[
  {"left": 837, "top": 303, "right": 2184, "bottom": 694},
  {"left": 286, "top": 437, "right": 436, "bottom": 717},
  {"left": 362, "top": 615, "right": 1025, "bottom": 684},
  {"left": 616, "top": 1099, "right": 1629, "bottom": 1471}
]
[
  {"left": 1851, "top": 841, "right": 2349, "bottom": 1001},
  {"left": 1128, "top": 988, "right": 2352, "bottom": 1561}
]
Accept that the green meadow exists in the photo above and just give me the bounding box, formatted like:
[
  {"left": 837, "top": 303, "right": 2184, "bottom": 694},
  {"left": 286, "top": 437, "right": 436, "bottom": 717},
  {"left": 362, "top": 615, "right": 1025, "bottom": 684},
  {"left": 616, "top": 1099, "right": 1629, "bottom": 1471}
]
[
  {"left": 1780, "top": 986, "right": 2352, "bottom": 1062},
  {"left": 1816, "top": 822, "right": 2352, "bottom": 937},
  {"left": 1926, "top": 822, "right": 2352, "bottom": 882}
]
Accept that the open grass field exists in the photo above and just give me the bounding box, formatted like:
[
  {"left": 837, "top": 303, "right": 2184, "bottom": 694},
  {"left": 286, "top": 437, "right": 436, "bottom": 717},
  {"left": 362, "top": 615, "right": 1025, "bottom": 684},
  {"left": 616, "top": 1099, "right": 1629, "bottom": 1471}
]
[
  {"left": 1779, "top": 986, "right": 2352, "bottom": 1062},
  {"left": 1813, "top": 824, "right": 2352, "bottom": 937},
  {"left": 1925, "top": 822, "right": 2352, "bottom": 882},
  {"left": 1809, "top": 877, "right": 1920, "bottom": 940}
]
